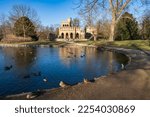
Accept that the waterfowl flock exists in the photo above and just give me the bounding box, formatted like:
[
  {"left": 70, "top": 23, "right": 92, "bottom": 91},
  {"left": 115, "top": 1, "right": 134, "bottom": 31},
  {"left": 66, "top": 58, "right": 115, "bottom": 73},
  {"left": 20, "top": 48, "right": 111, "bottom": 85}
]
[{"left": 66, "top": 48, "right": 86, "bottom": 59}]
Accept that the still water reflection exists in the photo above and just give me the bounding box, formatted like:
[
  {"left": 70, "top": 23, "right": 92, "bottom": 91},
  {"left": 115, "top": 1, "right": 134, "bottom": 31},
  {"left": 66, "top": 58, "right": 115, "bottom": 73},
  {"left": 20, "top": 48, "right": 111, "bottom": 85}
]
[{"left": 0, "top": 47, "right": 128, "bottom": 96}]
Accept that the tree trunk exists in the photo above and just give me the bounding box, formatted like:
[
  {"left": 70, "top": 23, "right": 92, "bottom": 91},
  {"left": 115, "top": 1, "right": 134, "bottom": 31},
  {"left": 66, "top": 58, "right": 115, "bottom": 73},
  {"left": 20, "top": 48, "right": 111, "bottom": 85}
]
[
  {"left": 23, "top": 25, "right": 26, "bottom": 39},
  {"left": 2, "top": 29, "right": 6, "bottom": 39},
  {"left": 94, "top": 35, "right": 97, "bottom": 41},
  {"left": 109, "top": 18, "right": 116, "bottom": 41}
]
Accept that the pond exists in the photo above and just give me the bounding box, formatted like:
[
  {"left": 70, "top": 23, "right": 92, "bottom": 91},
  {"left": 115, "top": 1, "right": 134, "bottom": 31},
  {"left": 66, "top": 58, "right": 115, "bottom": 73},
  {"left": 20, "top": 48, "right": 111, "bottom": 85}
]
[{"left": 0, "top": 46, "right": 128, "bottom": 96}]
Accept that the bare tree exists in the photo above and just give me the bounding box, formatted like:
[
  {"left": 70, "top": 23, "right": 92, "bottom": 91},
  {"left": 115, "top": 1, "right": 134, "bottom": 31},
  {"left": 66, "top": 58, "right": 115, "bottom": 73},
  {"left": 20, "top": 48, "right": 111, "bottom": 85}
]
[
  {"left": 78, "top": 0, "right": 99, "bottom": 27},
  {"left": 38, "top": 25, "right": 56, "bottom": 40},
  {"left": 9, "top": 4, "right": 40, "bottom": 31},
  {"left": 72, "top": 18, "right": 80, "bottom": 27},
  {"left": 0, "top": 14, "right": 11, "bottom": 39},
  {"left": 96, "top": 19, "right": 111, "bottom": 39},
  {"left": 141, "top": 10, "right": 150, "bottom": 40},
  {"left": 77, "top": 0, "right": 149, "bottom": 41}
]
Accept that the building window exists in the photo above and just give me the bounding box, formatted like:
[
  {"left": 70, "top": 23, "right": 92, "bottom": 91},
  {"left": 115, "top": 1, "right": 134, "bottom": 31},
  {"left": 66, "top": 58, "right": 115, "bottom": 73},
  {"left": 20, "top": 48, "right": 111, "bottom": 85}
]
[
  {"left": 61, "top": 33, "right": 64, "bottom": 38},
  {"left": 70, "top": 33, "right": 73, "bottom": 39},
  {"left": 76, "top": 33, "right": 79, "bottom": 39},
  {"left": 66, "top": 33, "right": 69, "bottom": 39}
]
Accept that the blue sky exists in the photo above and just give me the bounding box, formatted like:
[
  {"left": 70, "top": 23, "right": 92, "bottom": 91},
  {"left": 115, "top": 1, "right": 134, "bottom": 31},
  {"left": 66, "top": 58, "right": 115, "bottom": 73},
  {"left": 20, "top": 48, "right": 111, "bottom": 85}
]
[
  {"left": 0, "top": 0, "right": 149, "bottom": 26},
  {"left": 0, "top": 0, "right": 79, "bottom": 26}
]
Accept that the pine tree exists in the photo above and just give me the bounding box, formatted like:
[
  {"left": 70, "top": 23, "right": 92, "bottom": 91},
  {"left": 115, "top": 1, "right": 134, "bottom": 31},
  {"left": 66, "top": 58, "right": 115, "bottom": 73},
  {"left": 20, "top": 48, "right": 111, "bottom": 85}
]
[
  {"left": 115, "top": 12, "right": 139, "bottom": 40},
  {"left": 14, "top": 16, "right": 36, "bottom": 38}
]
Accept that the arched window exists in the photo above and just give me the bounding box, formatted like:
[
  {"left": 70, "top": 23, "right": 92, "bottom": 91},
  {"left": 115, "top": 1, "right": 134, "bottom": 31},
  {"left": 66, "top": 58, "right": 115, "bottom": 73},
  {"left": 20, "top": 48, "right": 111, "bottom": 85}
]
[
  {"left": 61, "top": 33, "right": 64, "bottom": 38},
  {"left": 76, "top": 33, "right": 79, "bottom": 39},
  {"left": 70, "top": 33, "right": 73, "bottom": 39},
  {"left": 66, "top": 33, "right": 69, "bottom": 39}
]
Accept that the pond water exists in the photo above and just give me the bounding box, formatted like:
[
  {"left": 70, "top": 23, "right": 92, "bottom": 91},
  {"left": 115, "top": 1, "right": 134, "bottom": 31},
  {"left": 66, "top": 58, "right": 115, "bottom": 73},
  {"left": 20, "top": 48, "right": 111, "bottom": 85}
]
[{"left": 0, "top": 46, "right": 128, "bottom": 96}]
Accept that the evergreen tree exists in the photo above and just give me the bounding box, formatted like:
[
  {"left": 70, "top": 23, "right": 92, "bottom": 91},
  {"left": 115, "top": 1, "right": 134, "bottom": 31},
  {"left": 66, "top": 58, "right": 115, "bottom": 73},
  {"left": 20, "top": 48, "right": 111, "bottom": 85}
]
[
  {"left": 115, "top": 12, "right": 139, "bottom": 40},
  {"left": 14, "top": 16, "right": 36, "bottom": 38}
]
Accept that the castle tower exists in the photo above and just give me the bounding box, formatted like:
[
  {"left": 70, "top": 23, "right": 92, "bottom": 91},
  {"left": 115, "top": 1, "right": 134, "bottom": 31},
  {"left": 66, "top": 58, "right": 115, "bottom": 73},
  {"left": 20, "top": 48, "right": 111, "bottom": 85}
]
[{"left": 67, "top": 17, "right": 72, "bottom": 27}]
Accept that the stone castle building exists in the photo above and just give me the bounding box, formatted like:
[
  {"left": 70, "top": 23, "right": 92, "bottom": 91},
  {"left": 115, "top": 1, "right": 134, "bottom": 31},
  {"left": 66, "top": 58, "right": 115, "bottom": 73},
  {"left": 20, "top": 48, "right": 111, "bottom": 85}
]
[
  {"left": 58, "top": 18, "right": 97, "bottom": 40},
  {"left": 58, "top": 18, "right": 85, "bottom": 39}
]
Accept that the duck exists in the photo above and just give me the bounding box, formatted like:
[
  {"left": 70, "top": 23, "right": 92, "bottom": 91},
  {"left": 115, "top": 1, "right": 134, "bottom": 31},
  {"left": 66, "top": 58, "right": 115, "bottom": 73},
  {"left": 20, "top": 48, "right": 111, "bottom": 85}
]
[
  {"left": 23, "top": 75, "right": 30, "bottom": 79},
  {"left": 83, "top": 78, "right": 90, "bottom": 84},
  {"left": 80, "top": 55, "right": 84, "bottom": 58},
  {"left": 121, "top": 64, "right": 125, "bottom": 70},
  {"left": 26, "top": 93, "right": 37, "bottom": 99},
  {"left": 80, "top": 54, "right": 85, "bottom": 58},
  {"left": 32, "top": 71, "right": 41, "bottom": 76},
  {"left": 43, "top": 77, "right": 48, "bottom": 82},
  {"left": 33, "top": 57, "right": 37, "bottom": 60},
  {"left": 26, "top": 92, "right": 40, "bottom": 99},
  {"left": 4, "top": 65, "right": 13, "bottom": 71},
  {"left": 29, "top": 52, "right": 33, "bottom": 54},
  {"left": 59, "top": 81, "right": 70, "bottom": 88}
]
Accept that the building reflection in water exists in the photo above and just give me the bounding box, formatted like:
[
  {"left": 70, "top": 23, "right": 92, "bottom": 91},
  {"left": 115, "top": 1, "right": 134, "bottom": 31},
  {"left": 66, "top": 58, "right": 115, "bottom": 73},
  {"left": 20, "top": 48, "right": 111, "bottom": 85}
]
[
  {"left": 59, "top": 47, "right": 84, "bottom": 66},
  {"left": 58, "top": 47, "right": 127, "bottom": 75}
]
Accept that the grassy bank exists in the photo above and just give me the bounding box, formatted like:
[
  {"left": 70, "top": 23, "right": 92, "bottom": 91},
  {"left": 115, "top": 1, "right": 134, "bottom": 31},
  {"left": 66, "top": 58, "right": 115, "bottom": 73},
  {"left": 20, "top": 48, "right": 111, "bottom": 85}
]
[
  {"left": 0, "top": 40, "right": 68, "bottom": 47},
  {"left": 0, "top": 39, "right": 150, "bottom": 51},
  {"left": 76, "top": 40, "right": 150, "bottom": 51}
]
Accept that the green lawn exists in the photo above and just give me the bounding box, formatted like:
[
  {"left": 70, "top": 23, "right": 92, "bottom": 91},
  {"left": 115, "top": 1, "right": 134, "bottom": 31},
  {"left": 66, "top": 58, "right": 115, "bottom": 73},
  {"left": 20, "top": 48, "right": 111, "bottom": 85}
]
[
  {"left": 0, "top": 40, "right": 68, "bottom": 47},
  {"left": 1, "top": 39, "right": 150, "bottom": 51},
  {"left": 109, "top": 40, "right": 150, "bottom": 51},
  {"left": 76, "top": 40, "right": 150, "bottom": 51}
]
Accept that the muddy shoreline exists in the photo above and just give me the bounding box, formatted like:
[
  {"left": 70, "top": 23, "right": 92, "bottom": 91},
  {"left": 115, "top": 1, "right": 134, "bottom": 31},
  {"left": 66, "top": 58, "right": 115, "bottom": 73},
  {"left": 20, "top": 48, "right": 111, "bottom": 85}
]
[{"left": 1, "top": 43, "right": 150, "bottom": 100}]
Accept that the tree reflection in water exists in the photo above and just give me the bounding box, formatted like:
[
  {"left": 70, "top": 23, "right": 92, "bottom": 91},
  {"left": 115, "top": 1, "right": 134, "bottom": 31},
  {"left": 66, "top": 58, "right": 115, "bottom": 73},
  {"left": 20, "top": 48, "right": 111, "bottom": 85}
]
[{"left": 0, "top": 47, "right": 128, "bottom": 96}]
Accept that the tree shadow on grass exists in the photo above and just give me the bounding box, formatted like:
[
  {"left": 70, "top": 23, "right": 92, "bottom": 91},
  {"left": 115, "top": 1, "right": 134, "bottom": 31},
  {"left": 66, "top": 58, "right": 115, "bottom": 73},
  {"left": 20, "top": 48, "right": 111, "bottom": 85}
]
[{"left": 131, "top": 44, "right": 150, "bottom": 56}]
